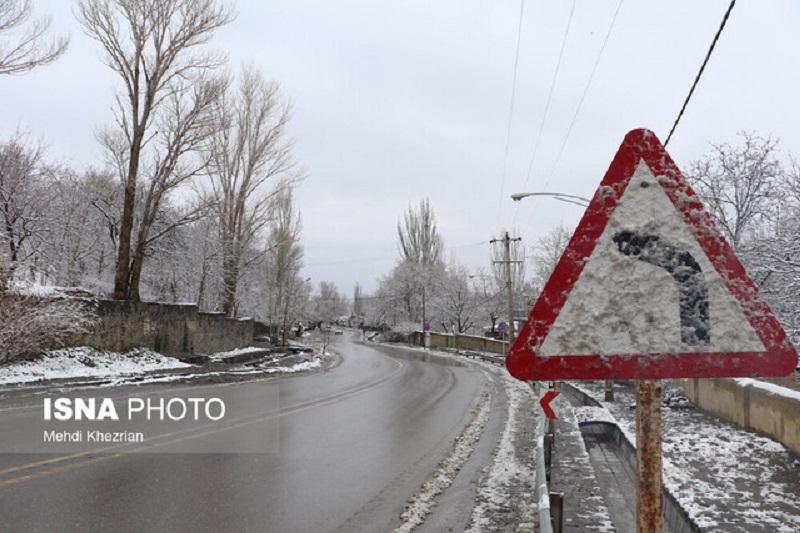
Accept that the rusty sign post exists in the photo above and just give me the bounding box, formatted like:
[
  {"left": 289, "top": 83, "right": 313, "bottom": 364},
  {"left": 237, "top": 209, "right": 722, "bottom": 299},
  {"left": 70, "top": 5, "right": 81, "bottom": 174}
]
[{"left": 636, "top": 380, "right": 663, "bottom": 533}]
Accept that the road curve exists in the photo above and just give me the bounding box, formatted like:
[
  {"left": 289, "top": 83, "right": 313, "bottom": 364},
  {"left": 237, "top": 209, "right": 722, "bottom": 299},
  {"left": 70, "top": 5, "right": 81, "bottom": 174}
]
[{"left": 0, "top": 335, "right": 494, "bottom": 532}]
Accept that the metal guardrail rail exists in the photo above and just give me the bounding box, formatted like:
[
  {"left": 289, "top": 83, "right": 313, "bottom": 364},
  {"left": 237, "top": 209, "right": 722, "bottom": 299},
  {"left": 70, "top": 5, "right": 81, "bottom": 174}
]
[
  {"left": 530, "top": 382, "right": 554, "bottom": 533},
  {"left": 461, "top": 350, "right": 506, "bottom": 366}
]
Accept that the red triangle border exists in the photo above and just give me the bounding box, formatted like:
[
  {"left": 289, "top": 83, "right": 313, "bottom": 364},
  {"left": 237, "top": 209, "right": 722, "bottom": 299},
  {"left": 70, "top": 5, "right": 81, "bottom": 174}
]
[{"left": 506, "top": 128, "right": 798, "bottom": 381}]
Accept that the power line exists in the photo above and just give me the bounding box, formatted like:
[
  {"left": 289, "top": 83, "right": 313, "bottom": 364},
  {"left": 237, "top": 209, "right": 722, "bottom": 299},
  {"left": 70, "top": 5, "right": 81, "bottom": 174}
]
[
  {"left": 303, "top": 241, "right": 486, "bottom": 268},
  {"left": 544, "top": 0, "right": 625, "bottom": 189},
  {"left": 664, "top": 0, "right": 737, "bottom": 147},
  {"left": 513, "top": 0, "right": 577, "bottom": 224},
  {"left": 496, "top": 0, "right": 526, "bottom": 223}
]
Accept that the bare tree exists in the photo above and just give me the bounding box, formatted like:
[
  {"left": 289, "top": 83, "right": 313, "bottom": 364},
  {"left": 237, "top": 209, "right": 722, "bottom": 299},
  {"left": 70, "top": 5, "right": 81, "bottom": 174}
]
[
  {"left": 263, "top": 187, "right": 304, "bottom": 344},
  {"left": 530, "top": 224, "right": 570, "bottom": 292},
  {"left": 0, "top": 134, "right": 55, "bottom": 289},
  {"left": 688, "top": 132, "right": 783, "bottom": 250},
  {"left": 45, "top": 170, "right": 105, "bottom": 287},
  {"left": 310, "top": 281, "right": 346, "bottom": 325},
  {"left": 78, "top": 0, "right": 233, "bottom": 301},
  {"left": 204, "top": 66, "right": 297, "bottom": 316},
  {"left": 470, "top": 267, "right": 503, "bottom": 335},
  {"left": 398, "top": 198, "right": 443, "bottom": 265},
  {"left": 0, "top": 0, "right": 67, "bottom": 75},
  {"left": 394, "top": 198, "right": 445, "bottom": 326},
  {"left": 435, "top": 263, "right": 477, "bottom": 334}
]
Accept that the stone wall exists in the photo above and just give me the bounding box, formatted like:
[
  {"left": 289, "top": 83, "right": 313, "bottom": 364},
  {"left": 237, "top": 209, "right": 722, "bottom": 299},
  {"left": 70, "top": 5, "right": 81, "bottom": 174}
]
[
  {"left": 683, "top": 378, "right": 800, "bottom": 455},
  {"left": 407, "top": 331, "right": 507, "bottom": 355},
  {"left": 80, "top": 300, "right": 254, "bottom": 355},
  {"left": 454, "top": 333, "right": 506, "bottom": 354}
]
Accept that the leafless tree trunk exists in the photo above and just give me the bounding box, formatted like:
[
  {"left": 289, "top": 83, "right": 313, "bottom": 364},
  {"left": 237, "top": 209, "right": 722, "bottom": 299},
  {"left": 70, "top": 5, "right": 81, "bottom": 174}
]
[
  {"left": 0, "top": 0, "right": 67, "bottom": 75},
  {"left": 203, "top": 67, "right": 297, "bottom": 317},
  {"left": 78, "top": 0, "right": 233, "bottom": 301}
]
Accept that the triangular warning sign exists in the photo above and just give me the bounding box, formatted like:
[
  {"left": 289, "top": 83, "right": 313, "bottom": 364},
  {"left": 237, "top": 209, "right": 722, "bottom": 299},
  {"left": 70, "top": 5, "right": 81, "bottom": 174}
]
[{"left": 507, "top": 129, "right": 798, "bottom": 381}]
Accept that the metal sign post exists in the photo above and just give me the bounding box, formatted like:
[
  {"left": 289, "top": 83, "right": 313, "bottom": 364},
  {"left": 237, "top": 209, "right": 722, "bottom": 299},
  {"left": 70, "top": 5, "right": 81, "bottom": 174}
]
[{"left": 636, "top": 380, "right": 662, "bottom": 533}]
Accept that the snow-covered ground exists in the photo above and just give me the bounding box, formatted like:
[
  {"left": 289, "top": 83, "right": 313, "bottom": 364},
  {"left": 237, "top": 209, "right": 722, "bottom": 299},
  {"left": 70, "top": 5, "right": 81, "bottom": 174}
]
[
  {"left": 207, "top": 346, "right": 267, "bottom": 361},
  {"left": 97, "top": 357, "right": 324, "bottom": 387},
  {"left": 573, "top": 381, "right": 800, "bottom": 532},
  {"left": 0, "top": 345, "right": 326, "bottom": 387},
  {"left": 0, "top": 347, "right": 191, "bottom": 385},
  {"left": 259, "top": 358, "right": 322, "bottom": 374}
]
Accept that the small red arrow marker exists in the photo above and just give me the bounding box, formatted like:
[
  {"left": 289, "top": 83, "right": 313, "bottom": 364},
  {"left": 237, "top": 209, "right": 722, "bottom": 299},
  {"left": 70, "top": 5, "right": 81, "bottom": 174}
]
[{"left": 540, "top": 390, "right": 560, "bottom": 419}]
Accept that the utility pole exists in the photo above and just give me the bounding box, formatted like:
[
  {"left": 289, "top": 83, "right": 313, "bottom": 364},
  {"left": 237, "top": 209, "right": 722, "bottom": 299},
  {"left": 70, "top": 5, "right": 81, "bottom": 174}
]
[{"left": 491, "top": 232, "right": 522, "bottom": 351}]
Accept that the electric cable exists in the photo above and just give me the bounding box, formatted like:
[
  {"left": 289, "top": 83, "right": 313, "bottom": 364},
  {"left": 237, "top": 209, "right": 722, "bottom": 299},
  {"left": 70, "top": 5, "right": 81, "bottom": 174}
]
[
  {"left": 543, "top": 0, "right": 624, "bottom": 189},
  {"left": 513, "top": 0, "right": 577, "bottom": 224},
  {"left": 496, "top": 0, "right": 527, "bottom": 223},
  {"left": 664, "top": 0, "right": 737, "bottom": 147}
]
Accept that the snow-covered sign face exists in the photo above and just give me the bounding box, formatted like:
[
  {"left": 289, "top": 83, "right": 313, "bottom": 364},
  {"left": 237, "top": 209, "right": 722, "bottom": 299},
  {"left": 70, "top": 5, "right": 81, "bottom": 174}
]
[
  {"left": 540, "top": 160, "right": 762, "bottom": 356},
  {"left": 506, "top": 129, "right": 798, "bottom": 381}
]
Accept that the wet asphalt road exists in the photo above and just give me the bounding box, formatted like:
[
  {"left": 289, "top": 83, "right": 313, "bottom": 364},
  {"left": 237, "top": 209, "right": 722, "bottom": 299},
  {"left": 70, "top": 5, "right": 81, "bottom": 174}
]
[{"left": 0, "top": 335, "right": 493, "bottom": 532}]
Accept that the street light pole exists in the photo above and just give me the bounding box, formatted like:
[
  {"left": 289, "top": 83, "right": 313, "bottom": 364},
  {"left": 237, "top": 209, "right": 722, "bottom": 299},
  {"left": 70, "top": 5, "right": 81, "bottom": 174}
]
[{"left": 510, "top": 191, "right": 590, "bottom": 206}]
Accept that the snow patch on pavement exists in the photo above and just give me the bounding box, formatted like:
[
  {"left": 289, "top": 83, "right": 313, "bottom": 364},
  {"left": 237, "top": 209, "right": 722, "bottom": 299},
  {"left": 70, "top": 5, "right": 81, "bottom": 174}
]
[
  {"left": 260, "top": 358, "right": 322, "bottom": 374},
  {"left": 208, "top": 346, "right": 266, "bottom": 360},
  {"left": 0, "top": 347, "right": 191, "bottom": 385},
  {"left": 394, "top": 392, "right": 491, "bottom": 533},
  {"left": 466, "top": 364, "right": 537, "bottom": 533}
]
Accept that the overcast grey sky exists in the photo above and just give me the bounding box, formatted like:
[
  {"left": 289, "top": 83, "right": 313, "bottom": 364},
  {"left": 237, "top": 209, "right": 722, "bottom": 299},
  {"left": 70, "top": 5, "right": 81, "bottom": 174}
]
[{"left": 1, "top": 1, "right": 798, "bottom": 294}]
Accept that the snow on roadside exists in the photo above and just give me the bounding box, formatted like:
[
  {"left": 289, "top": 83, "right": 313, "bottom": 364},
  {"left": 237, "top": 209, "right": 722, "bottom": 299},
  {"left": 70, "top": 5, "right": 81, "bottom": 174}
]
[
  {"left": 574, "top": 381, "right": 800, "bottom": 531},
  {"left": 0, "top": 347, "right": 191, "bottom": 385},
  {"left": 735, "top": 378, "right": 800, "bottom": 402},
  {"left": 573, "top": 404, "right": 617, "bottom": 425},
  {"left": 260, "top": 358, "right": 322, "bottom": 374},
  {"left": 370, "top": 340, "right": 540, "bottom": 531},
  {"left": 465, "top": 362, "right": 537, "bottom": 533},
  {"left": 95, "top": 357, "right": 325, "bottom": 387},
  {"left": 207, "top": 346, "right": 266, "bottom": 361},
  {"left": 394, "top": 392, "right": 491, "bottom": 533}
]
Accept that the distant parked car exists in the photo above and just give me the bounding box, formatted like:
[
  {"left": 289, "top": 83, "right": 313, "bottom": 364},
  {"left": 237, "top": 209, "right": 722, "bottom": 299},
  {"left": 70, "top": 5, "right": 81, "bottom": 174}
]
[{"left": 334, "top": 329, "right": 344, "bottom": 335}]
